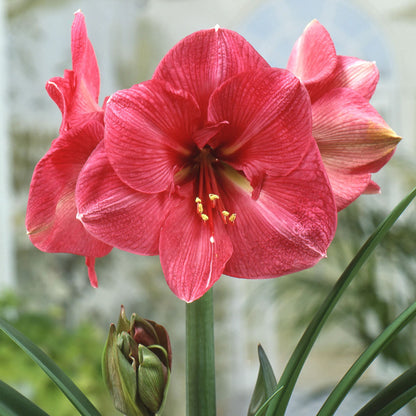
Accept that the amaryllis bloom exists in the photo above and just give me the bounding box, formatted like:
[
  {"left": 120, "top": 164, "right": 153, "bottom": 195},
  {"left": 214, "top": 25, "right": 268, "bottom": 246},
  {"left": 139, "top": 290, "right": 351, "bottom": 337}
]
[
  {"left": 26, "top": 11, "right": 111, "bottom": 286},
  {"left": 287, "top": 20, "right": 401, "bottom": 210},
  {"left": 76, "top": 28, "right": 337, "bottom": 302}
]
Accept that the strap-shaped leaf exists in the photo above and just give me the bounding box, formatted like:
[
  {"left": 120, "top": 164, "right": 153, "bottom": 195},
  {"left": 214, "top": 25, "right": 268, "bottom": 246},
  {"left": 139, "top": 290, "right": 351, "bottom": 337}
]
[
  {"left": 0, "top": 379, "right": 50, "bottom": 416},
  {"left": 253, "top": 387, "right": 284, "bottom": 416},
  {"left": 248, "top": 345, "right": 278, "bottom": 416},
  {"left": 0, "top": 318, "right": 101, "bottom": 416},
  {"left": 266, "top": 186, "right": 416, "bottom": 416},
  {"left": 316, "top": 301, "right": 416, "bottom": 415},
  {"left": 355, "top": 365, "right": 416, "bottom": 416}
]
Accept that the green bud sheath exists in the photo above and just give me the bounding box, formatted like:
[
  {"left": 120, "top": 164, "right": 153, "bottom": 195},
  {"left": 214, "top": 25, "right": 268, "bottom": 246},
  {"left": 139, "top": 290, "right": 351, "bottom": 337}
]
[
  {"left": 103, "top": 325, "right": 149, "bottom": 416},
  {"left": 137, "top": 345, "right": 168, "bottom": 414}
]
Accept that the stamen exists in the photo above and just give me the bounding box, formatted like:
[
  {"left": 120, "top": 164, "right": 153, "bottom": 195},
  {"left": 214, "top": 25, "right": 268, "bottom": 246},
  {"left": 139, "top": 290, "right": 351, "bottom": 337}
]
[
  {"left": 194, "top": 148, "right": 237, "bottom": 230},
  {"left": 209, "top": 193, "right": 219, "bottom": 208}
]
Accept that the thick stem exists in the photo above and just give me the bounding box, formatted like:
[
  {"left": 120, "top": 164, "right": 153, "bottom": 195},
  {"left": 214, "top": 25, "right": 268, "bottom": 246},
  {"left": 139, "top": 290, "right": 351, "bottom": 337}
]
[{"left": 186, "top": 289, "right": 216, "bottom": 416}]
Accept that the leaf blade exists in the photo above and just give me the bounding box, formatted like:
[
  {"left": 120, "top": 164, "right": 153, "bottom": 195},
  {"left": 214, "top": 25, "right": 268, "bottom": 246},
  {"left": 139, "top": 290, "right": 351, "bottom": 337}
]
[
  {"left": 248, "top": 345, "right": 278, "bottom": 416},
  {"left": 266, "top": 186, "right": 416, "bottom": 416},
  {"left": 355, "top": 365, "right": 416, "bottom": 416},
  {"left": 0, "top": 318, "right": 101, "bottom": 416},
  {"left": 316, "top": 301, "right": 416, "bottom": 415},
  {"left": 0, "top": 379, "right": 51, "bottom": 416}
]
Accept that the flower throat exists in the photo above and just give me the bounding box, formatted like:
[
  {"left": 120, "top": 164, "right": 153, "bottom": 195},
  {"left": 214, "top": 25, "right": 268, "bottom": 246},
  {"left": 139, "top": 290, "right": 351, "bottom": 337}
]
[{"left": 194, "top": 147, "right": 236, "bottom": 242}]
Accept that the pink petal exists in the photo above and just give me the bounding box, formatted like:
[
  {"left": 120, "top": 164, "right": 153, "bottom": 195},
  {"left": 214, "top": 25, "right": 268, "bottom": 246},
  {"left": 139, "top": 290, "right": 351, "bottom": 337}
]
[
  {"left": 159, "top": 183, "right": 233, "bottom": 302},
  {"left": 313, "top": 88, "right": 401, "bottom": 173},
  {"left": 71, "top": 11, "right": 100, "bottom": 105},
  {"left": 223, "top": 140, "right": 337, "bottom": 278},
  {"left": 26, "top": 122, "right": 111, "bottom": 257},
  {"left": 323, "top": 56, "right": 379, "bottom": 100},
  {"left": 325, "top": 171, "right": 382, "bottom": 211},
  {"left": 86, "top": 256, "right": 98, "bottom": 288},
  {"left": 45, "top": 11, "right": 102, "bottom": 133},
  {"left": 45, "top": 71, "right": 74, "bottom": 124},
  {"left": 287, "top": 20, "right": 337, "bottom": 101},
  {"left": 105, "top": 80, "right": 201, "bottom": 194},
  {"left": 153, "top": 27, "right": 270, "bottom": 118},
  {"left": 207, "top": 68, "right": 313, "bottom": 181},
  {"left": 76, "top": 142, "right": 165, "bottom": 255},
  {"left": 364, "top": 180, "right": 381, "bottom": 194},
  {"left": 323, "top": 167, "right": 371, "bottom": 211}
]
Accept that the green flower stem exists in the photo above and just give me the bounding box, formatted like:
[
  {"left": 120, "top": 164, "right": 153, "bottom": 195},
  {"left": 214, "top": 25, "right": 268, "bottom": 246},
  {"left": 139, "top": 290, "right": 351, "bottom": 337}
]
[{"left": 186, "top": 289, "right": 216, "bottom": 416}]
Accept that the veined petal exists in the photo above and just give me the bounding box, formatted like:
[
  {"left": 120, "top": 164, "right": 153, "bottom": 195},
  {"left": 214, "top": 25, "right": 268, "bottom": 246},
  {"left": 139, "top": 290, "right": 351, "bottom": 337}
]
[
  {"left": 76, "top": 142, "right": 165, "bottom": 255},
  {"left": 324, "top": 167, "right": 372, "bottom": 211},
  {"left": 208, "top": 68, "right": 313, "bottom": 180},
  {"left": 313, "top": 88, "right": 401, "bottom": 173},
  {"left": 105, "top": 80, "right": 201, "bottom": 194},
  {"left": 153, "top": 27, "right": 270, "bottom": 117},
  {"left": 159, "top": 183, "right": 233, "bottom": 302},
  {"left": 223, "top": 140, "right": 337, "bottom": 278},
  {"left": 26, "top": 121, "right": 111, "bottom": 257},
  {"left": 323, "top": 56, "right": 379, "bottom": 100},
  {"left": 46, "top": 72, "right": 74, "bottom": 124},
  {"left": 71, "top": 11, "right": 100, "bottom": 105},
  {"left": 46, "top": 11, "right": 102, "bottom": 133},
  {"left": 287, "top": 20, "right": 337, "bottom": 101}
]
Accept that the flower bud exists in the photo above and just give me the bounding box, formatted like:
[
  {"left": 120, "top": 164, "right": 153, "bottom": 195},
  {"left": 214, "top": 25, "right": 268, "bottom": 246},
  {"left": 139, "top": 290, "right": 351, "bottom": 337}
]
[{"left": 103, "top": 306, "right": 172, "bottom": 416}]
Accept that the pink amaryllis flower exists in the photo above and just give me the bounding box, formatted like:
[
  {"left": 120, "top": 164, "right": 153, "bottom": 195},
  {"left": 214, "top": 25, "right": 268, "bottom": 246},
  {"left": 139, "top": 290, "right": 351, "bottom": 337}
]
[
  {"left": 26, "top": 11, "right": 111, "bottom": 286},
  {"left": 287, "top": 20, "right": 401, "bottom": 210},
  {"left": 76, "top": 28, "right": 337, "bottom": 302}
]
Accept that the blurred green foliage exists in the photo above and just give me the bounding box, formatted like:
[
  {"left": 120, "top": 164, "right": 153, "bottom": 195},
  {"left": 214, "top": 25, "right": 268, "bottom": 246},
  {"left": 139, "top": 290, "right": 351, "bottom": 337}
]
[{"left": 0, "top": 292, "right": 115, "bottom": 416}]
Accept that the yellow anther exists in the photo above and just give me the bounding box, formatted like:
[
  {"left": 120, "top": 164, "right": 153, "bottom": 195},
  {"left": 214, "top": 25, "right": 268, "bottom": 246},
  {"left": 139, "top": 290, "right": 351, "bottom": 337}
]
[
  {"left": 221, "top": 210, "right": 230, "bottom": 217},
  {"left": 201, "top": 214, "right": 209, "bottom": 221},
  {"left": 195, "top": 197, "right": 202, "bottom": 203},
  {"left": 209, "top": 194, "right": 219, "bottom": 201},
  {"left": 197, "top": 203, "right": 204, "bottom": 214},
  {"left": 229, "top": 213, "right": 237, "bottom": 223}
]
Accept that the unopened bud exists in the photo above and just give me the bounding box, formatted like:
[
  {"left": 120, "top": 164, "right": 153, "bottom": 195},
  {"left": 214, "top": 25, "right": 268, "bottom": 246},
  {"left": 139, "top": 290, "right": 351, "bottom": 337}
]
[{"left": 103, "top": 306, "right": 171, "bottom": 416}]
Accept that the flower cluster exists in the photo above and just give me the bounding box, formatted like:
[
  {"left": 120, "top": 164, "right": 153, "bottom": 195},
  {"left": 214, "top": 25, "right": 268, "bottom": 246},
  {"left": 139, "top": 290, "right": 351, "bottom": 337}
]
[{"left": 26, "top": 13, "right": 399, "bottom": 302}]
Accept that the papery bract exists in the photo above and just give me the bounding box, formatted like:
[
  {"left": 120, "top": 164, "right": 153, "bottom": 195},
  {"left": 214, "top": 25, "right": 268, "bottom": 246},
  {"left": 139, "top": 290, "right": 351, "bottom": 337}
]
[
  {"left": 287, "top": 20, "right": 401, "bottom": 210},
  {"left": 76, "top": 28, "right": 337, "bottom": 302},
  {"left": 26, "top": 11, "right": 111, "bottom": 286}
]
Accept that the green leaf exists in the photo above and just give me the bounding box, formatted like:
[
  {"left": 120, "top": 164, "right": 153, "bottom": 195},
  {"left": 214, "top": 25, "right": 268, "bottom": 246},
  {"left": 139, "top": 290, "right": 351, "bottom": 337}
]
[
  {"left": 316, "top": 300, "right": 416, "bottom": 415},
  {"left": 0, "top": 318, "right": 101, "bottom": 416},
  {"left": 248, "top": 345, "right": 278, "bottom": 416},
  {"left": 355, "top": 365, "right": 416, "bottom": 416},
  {"left": 266, "top": 186, "right": 416, "bottom": 416},
  {"left": 0, "top": 379, "right": 51, "bottom": 416},
  {"left": 370, "top": 387, "right": 416, "bottom": 416},
  {"left": 186, "top": 289, "right": 216, "bottom": 416},
  {"left": 253, "top": 386, "right": 284, "bottom": 416}
]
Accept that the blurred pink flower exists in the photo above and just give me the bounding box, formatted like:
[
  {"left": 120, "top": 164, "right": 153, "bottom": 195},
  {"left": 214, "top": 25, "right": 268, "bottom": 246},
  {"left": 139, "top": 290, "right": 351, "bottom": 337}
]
[
  {"left": 287, "top": 20, "right": 401, "bottom": 210},
  {"left": 76, "top": 28, "right": 337, "bottom": 302},
  {"left": 26, "top": 11, "right": 111, "bottom": 287}
]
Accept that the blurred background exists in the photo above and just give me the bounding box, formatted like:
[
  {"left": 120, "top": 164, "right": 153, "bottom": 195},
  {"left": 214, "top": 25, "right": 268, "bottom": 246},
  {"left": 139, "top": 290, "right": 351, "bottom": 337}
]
[{"left": 1, "top": 0, "right": 416, "bottom": 414}]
